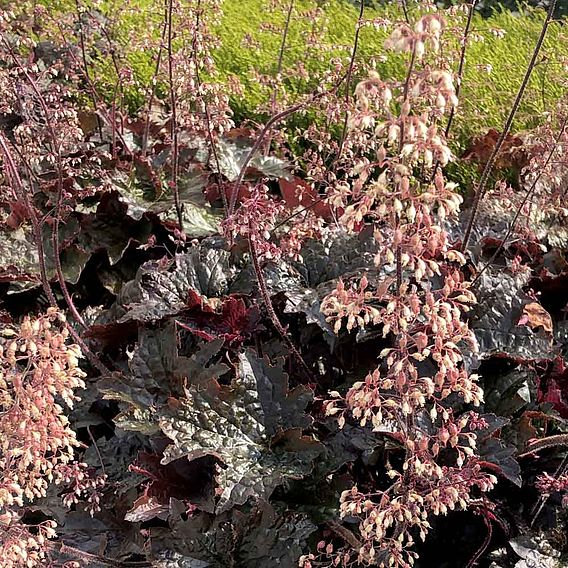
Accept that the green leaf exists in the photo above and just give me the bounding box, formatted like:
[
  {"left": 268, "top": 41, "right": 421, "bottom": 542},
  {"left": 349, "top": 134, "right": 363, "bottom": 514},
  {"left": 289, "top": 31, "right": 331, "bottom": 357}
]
[
  {"left": 471, "top": 267, "right": 554, "bottom": 361},
  {"left": 151, "top": 501, "right": 316, "bottom": 567},
  {"left": 201, "top": 138, "right": 293, "bottom": 182},
  {"left": 239, "top": 351, "right": 313, "bottom": 435},
  {"left": 74, "top": 211, "right": 153, "bottom": 266},
  {"left": 159, "top": 351, "right": 321, "bottom": 512},
  {"left": 315, "top": 421, "right": 384, "bottom": 476},
  {"left": 483, "top": 366, "right": 534, "bottom": 416},
  {"left": 99, "top": 325, "right": 229, "bottom": 434},
  {"left": 290, "top": 230, "right": 377, "bottom": 287},
  {"left": 479, "top": 437, "right": 522, "bottom": 487},
  {"left": 114, "top": 168, "right": 221, "bottom": 238},
  {"left": 0, "top": 223, "right": 90, "bottom": 289},
  {"left": 118, "top": 243, "right": 233, "bottom": 323}
]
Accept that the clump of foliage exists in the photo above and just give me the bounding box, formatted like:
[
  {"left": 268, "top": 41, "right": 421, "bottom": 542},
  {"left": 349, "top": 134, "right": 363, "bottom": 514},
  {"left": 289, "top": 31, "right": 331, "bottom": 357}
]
[{"left": 0, "top": 0, "right": 568, "bottom": 567}]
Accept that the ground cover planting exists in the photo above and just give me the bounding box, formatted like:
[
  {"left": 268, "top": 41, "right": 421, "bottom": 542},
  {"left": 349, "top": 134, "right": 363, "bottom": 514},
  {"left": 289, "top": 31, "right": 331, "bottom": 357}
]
[{"left": 1, "top": 1, "right": 568, "bottom": 566}]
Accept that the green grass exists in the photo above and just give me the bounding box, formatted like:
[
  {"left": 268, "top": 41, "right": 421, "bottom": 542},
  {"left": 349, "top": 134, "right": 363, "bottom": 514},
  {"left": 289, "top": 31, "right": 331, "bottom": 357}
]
[
  {"left": 213, "top": 0, "right": 568, "bottom": 148},
  {"left": 21, "top": 0, "right": 568, "bottom": 148},
  {"left": 456, "top": 7, "right": 567, "bottom": 145}
]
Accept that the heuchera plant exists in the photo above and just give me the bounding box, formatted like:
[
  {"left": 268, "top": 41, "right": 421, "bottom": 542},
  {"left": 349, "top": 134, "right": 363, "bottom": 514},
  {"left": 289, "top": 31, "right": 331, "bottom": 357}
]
[
  {"left": 306, "top": 13, "right": 497, "bottom": 567},
  {"left": 1, "top": 0, "right": 568, "bottom": 566}
]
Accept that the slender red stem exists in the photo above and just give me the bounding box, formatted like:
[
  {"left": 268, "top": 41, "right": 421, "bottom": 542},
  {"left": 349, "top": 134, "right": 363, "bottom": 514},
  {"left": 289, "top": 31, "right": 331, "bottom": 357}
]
[
  {"left": 166, "top": 0, "right": 184, "bottom": 231},
  {"left": 249, "top": 232, "right": 314, "bottom": 381},
  {"left": 264, "top": 0, "right": 295, "bottom": 155},
  {"left": 334, "top": 0, "right": 365, "bottom": 168},
  {"left": 461, "top": 0, "right": 558, "bottom": 252},
  {"left": 227, "top": 71, "right": 349, "bottom": 217},
  {"left": 1, "top": 39, "right": 87, "bottom": 329},
  {"left": 471, "top": 115, "right": 568, "bottom": 286}
]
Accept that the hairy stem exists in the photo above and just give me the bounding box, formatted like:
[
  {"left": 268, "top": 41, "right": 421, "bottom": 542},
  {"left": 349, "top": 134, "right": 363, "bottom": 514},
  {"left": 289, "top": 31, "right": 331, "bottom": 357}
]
[
  {"left": 49, "top": 16, "right": 134, "bottom": 157},
  {"left": 227, "top": 71, "right": 349, "bottom": 216},
  {"left": 0, "top": 135, "right": 57, "bottom": 308},
  {"left": 0, "top": 134, "right": 110, "bottom": 375},
  {"left": 444, "top": 0, "right": 477, "bottom": 140},
  {"left": 48, "top": 541, "right": 152, "bottom": 567},
  {"left": 249, "top": 233, "right": 313, "bottom": 381},
  {"left": 2, "top": 41, "right": 87, "bottom": 330},
  {"left": 429, "top": 0, "right": 477, "bottom": 185},
  {"left": 466, "top": 510, "right": 493, "bottom": 568},
  {"left": 142, "top": 3, "right": 168, "bottom": 155},
  {"left": 530, "top": 453, "right": 568, "bottom": 526},
  {"left": 190, "top": 0, "right": 228, "bottom": 214},
  {"left": 74, "top": 0, "right": 103, "bottom": 139},
  {"left": 396, "top": 45, "right": 416, "bottom": 293}
]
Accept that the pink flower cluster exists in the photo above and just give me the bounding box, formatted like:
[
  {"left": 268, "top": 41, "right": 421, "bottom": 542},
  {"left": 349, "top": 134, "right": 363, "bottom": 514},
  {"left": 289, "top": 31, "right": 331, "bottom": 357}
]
[
  {"left": 312, "top": 9, "right": 496, "bottom": 567},
  {"left": 0, "top": 309, "right": 93, "bottom": 566}
]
